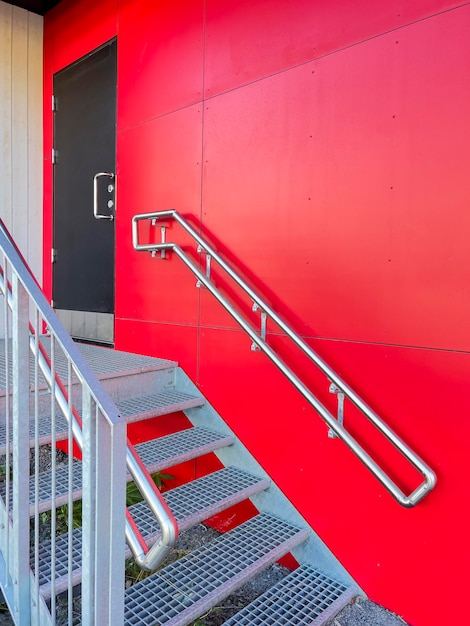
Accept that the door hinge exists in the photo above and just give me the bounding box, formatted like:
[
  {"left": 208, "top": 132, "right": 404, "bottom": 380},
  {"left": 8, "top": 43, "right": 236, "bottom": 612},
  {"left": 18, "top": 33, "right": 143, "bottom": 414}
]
[
  {"left": 52, "top": 95, "right": 58, "bottom": 111},
  {"left": 52, "top": 149, "right": 58, "bottom": 164},
  {"left": 51, "top": 248, "right": 57, "bottom": 263}
]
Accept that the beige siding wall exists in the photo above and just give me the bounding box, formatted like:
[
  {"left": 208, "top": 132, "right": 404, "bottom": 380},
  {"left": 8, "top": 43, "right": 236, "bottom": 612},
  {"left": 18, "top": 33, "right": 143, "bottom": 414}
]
[{"left": 0, "top": 0, "right": 43, "bottom": 282}]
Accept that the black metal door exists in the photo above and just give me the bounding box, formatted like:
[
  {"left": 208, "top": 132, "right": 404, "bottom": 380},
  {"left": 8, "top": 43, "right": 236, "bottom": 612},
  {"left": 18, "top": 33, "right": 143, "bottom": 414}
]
[{"left": 52, "top": 40, "right": 117, "bottom": 343}]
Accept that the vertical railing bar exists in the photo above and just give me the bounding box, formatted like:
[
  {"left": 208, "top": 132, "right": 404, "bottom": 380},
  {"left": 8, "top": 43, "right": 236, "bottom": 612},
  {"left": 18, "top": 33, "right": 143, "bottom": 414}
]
[
  {"left": 11, "top": 272, "right": 32, "bottom": 624},
  {"left": 95, "top": 403, "right": 100, "bottom": 622},
  {"left": 81, "top": 388, "right": 96, "bottom": 626},
  {"left": 67, "top": 360, "right": 73, "bottom": 625},
  {"left": 106, "top": 417, "right": 126, "bottom": 626},
  {"left": 33, "top": 309, "right": 41, "bottom": 624},
  {"left": 50, "top": 337, "right": 56, "bottom": 624},
  {"left": 3, "top": 257, "right": 11, "bottom": 579}
]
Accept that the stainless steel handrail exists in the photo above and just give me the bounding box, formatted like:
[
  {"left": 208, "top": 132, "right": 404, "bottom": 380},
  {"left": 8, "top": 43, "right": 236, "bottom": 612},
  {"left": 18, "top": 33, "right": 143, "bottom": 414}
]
[
  {"left": 0, "top": 220, "right": 177, "bottom": 572},
  {"left": 132, "top": 210, "right": 437, "bottom": 507}
]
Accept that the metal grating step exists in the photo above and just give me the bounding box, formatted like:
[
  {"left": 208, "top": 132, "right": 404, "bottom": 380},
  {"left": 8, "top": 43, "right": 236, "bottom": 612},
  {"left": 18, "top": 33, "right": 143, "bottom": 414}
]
[
  {"left": 115, "top": 390, "right": 205, "bottom": 424},
  {"left": 124, "top": 512, "right": 309, "bottom": 626},
  {"left": 0, "top": 410, "right": 69, "bottom": 455},
  {"left": 0, "top": 459, "right": 82, "bottom": 515},
  {"left": 133, "top": 427, "right": 235, "bottom": 474},
  {"left": 130, "top": 466, "right": 270, "bottom": 539},
  {"left": 222, "top": 564, "right": 357, "bottom": 625},
  {"left": 0, "top": 390, "right": 204, "bottom": 454},
  {"left": 35, "top": 466, "right": 270, "bottom": 599}
]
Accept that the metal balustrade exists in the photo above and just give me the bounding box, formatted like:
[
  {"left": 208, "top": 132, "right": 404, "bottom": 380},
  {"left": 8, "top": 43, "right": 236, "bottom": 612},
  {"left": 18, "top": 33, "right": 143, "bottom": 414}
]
[
  {"left": 132, "top": 209, "right": 437, "bottom": 507},
  {"left": 0, "top": 220, "right": 177, "bottom": 625}
]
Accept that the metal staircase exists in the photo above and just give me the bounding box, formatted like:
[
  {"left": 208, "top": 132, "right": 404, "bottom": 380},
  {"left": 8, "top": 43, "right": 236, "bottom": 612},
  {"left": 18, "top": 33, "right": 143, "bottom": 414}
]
[
  {"left": 0, "top": 337, "right": 357, "bottom": 625},
  {"left": 0, "top": 218, "right": 359, "bottom": 624}
]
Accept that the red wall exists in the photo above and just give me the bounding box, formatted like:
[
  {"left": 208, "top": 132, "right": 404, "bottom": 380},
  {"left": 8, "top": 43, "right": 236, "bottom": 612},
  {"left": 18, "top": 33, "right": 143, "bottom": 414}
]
[{"left": 43, "top": 2, "right": 470, "bottom": 624}]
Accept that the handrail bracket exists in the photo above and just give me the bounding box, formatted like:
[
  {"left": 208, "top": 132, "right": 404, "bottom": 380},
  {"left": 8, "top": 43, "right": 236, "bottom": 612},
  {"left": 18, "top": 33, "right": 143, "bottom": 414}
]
[
  {"left": 251, "top": 303, "right": 267, "bottom": 352},
  {"left": 328, "top": 383, "right": 345, "bottom": 438}
]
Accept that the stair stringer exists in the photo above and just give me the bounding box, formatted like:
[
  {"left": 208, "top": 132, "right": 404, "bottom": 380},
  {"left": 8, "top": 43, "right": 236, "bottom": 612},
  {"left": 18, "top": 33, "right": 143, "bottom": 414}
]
[{"left": 173, "top": 366, "right": 363, "bottom": 594}]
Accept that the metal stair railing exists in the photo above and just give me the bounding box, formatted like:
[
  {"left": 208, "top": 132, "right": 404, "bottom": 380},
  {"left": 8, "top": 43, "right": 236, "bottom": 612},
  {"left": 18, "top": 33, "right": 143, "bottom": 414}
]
[
  {"left": 132, "top": 209, "right": 436, "bottom": 507},
  {"left": 0, "top": 220, "right": 178, "bottom": 625}
]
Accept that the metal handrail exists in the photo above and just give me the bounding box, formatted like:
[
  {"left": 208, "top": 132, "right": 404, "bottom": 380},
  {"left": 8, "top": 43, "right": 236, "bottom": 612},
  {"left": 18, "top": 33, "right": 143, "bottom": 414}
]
[
  {"left": 132, "top": 210, "right": 437, "bottom": 507},
  {"left": 0, "top": 219, "right": 177, "bottom": 572}
]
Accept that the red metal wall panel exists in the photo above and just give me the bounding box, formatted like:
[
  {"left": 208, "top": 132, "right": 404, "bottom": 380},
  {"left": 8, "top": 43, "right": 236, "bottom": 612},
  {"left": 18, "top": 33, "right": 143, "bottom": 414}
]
[
  {"left": 43, "top": 2, "right": 470, "bottom": 624},
  {"left": 118, "top": 0, "right": 204, "bottom": 129},
  {"left": 204, "top": 0, "right": 463, "bottom": 97},
  {"left": 116, "top": 105, "right": 203, "bottom": 326},
  {"left": 45, "top": 0, "right": 118, "bottom": 74},
  {"left": 202, "top": 12, "right": 470, "bottom": 350}
]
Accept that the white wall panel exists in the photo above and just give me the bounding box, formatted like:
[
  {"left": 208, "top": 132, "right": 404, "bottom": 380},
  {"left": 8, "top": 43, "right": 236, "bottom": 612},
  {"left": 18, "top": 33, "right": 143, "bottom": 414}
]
[
  {"left": 0, "top": 1, "right": 43, "bottom": 338},
  {"left": 0, "top": 1, "right": 43, "bottom": 279}
]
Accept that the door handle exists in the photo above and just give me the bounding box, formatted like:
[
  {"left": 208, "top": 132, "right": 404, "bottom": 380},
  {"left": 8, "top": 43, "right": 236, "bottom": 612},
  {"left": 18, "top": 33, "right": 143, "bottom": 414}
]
[{"left": 93, "top": 172, "right": 115, "bottom": 221}]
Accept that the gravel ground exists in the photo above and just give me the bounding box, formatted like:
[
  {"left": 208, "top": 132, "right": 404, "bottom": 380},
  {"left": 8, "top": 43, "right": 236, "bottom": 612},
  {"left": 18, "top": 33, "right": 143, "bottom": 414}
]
[{"left": 330, "top": 598, "right": 408, "bottom": 626}]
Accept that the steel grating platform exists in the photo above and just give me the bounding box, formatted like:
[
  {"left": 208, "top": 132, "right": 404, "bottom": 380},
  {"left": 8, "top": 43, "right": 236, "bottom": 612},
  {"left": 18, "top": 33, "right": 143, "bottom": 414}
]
[
  {"left": 223, "top": 564, "right": 357, "bottom": 625},
  {"left": 0, "top": 338, "right": 176, "bottom": 393},
  {"left": 75, "top": 342, "right": 177, "bottom": 378},
  {"left": 34, "top": 466, "right": 270, "bottom": 599},
  {"left": 123, "top": 512, "right": 309, "bottom": 626}
]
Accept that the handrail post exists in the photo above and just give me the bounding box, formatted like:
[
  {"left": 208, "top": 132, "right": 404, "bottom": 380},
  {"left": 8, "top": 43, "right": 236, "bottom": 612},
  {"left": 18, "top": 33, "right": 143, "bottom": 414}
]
[
  {"left": 11, "top": 274, "right": 31, "bottom": 625},
  {"left": 81, "top": 389, "right": 126, "bottom": 626}
]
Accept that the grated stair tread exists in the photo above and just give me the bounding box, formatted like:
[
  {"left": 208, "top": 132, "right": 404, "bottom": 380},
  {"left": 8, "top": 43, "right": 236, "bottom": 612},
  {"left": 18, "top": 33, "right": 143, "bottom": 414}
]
[
  {"left": 0, "top": 390, "right": 204, "bottom": 454},
  {"left": 222, "top": 564, "right": 357, "bottom": 625},
  {"left": 0, "top": 460, "right": 82, "bottom": 515},
  {"left": 115, "top": 389, "right": 205, "bottom": 424},
  {"left": 34, "top": 466, "right": 270, "bottom": 598},
  {"left": 133, "top": 426, "right": 235, "bottom": 474},
  {"left": 123, "top": 512, "right": 309, "bottom": 626},
  {"left": 0, "top": 410, "right": 69, "bottom": 455}
]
